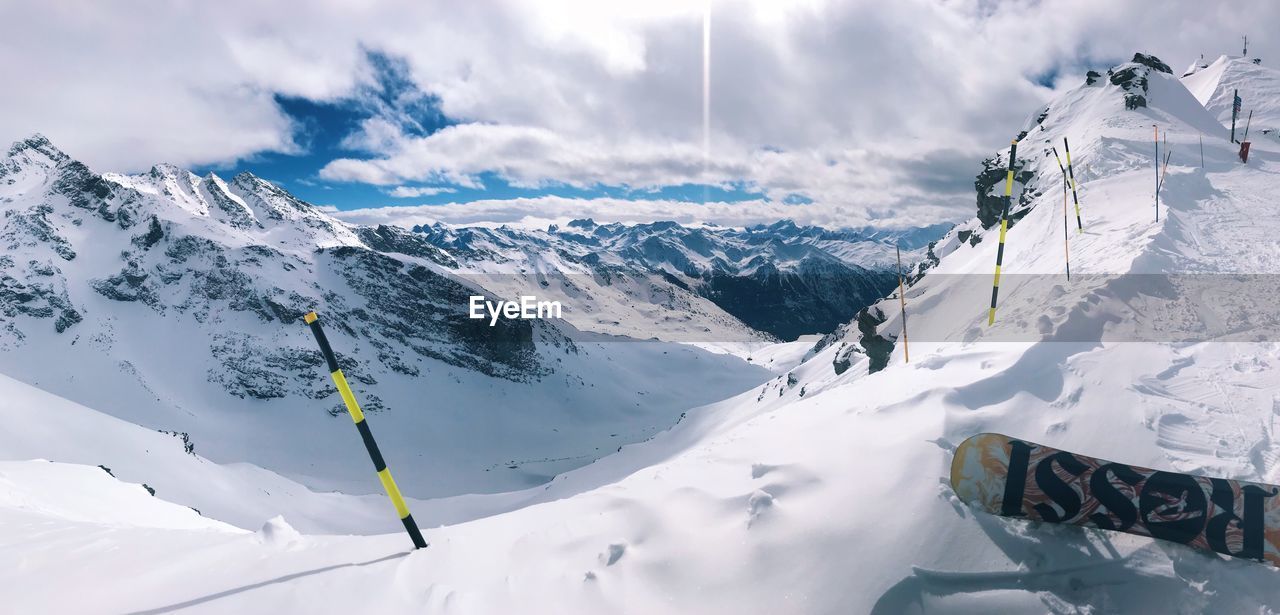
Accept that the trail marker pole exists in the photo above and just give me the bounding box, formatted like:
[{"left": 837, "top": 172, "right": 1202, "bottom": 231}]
[
  {"left": 988, "top": 139, "right": 1018, "bottom": 326},
  {"left": 1231, "top": 89, "right": 1240, "bottom": 143},
  {"left": 1154, "top": 125, "right": 1160, "bottom": 222},
  {"left": 895, "top": 243, "right": 909, "bottom": 363},
  {"left": 1243, "top": 109, "right": 1254, "bottom": 142},
  {"left": 1064, "top": 137, "right": 1083, "bottom": 232},
  {"left": 1158, "top": 131, "right": 1171, "bottom": 195},
  {"left": 304, "top": 311, "right": 429, "bottom": 550},
  {"left": 1159, "top": 149, "right": 1171, "bottom": 193},
  {"left": 1051, "top": 147, "right": 1071, "bottom": 280},
  {"left": 1200, "top": 135, "right": 1204, "bottom": 168}
]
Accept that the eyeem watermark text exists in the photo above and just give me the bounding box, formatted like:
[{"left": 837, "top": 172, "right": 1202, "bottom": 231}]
[{"left": 469, "top": 295, "right": 562, "bottom": 326}]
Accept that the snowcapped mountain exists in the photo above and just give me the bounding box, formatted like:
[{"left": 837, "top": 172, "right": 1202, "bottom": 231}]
[
  {"left": 0, "top": 135, "right": 785, "bottom": 499},
  {"left": 411, "top": 217, "right": 940, "bottom": 341},
  {"left": 0, "top": 131, "right": 928, "bottom": 504}
]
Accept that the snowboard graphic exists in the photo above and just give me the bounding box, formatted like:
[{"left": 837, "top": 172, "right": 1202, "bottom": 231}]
[{"left": 951, "top": 433, "right": 1280, "bottom": 566}]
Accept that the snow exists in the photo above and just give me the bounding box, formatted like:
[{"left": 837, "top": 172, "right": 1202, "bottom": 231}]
[
  {"left": 1183, "top": 55, "right": 1280, "bottom": 140},
  {"left": 6, "top": 52, "right": 1280, "bottom": 613},
  {"left": 0, "top": 459, "right": 234, "bottom": 530}
]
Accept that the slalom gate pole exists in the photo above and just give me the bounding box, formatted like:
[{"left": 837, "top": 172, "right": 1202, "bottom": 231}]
[
  {"left": 1063, "top": 137, "right": 1083, "bottom": 232},
  {"left": 303, "top": 311, "right": 428, "bottom": 550},
  {"left": 988, "top": 139, "right": 1018, "bottom": 326},
  {"left": 1154, "top": 125, "right": 1159, "bottom": 222},
  {"left": 895, "top": 243, "right": 909, "bottom": 363},
  {"left": 1051, "top": 147, "right": 1070, "bottom": 280}
]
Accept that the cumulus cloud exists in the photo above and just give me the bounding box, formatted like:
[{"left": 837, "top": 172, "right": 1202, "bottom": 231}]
[
  {"left": 319, "top": 121, "right": 749, "bottom": 188},
  {"left": 2, "top": 0, "right": 1276, "bottom": 224}
]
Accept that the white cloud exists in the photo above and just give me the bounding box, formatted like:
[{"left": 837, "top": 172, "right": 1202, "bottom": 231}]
[
  {"left": 319, "top": 121, "right": 750, "bottom": 188},
  {"left": 3, "top": 0, "right": 1278, "bottom": 222},
  {"left": 387, "top": 186, "right": 458, "bottom": 198}
]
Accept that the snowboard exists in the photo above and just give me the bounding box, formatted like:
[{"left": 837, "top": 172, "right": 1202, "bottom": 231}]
[{"left": 950, "top": 432, "right": 1280, "bottom": 567}]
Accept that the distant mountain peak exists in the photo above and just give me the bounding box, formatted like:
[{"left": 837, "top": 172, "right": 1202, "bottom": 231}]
[
  {"left": 230, "top": 170, "right": 262, "bottom": 185},
  {"left": 148, "top": 162, "right": 192, "bottom": 180},
  {"left": 6, "top": 133, "right": 70, "bottom": 167}
]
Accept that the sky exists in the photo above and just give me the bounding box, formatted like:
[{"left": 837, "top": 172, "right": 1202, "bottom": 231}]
[{"left": 1, "top": 0, "right": 1275, "bottom": 230}]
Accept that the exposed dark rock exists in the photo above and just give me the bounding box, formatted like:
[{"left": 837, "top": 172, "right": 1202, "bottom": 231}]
[
  {"left": 0, "top": 257, "right": 81, "bottom": 332},
  {"left": 54, "top": 307, "right": 81, "bottom": 333},
  {"left": 323, "top": 246, "right": 546, "bottom": 381},
  {"left": 1131, "top": 53, "right": 1172, "bottom": 74},
  {"left": 1109, "top": 66, "right": 1147, "bottom": 90},
  {"left": 356, "top": 225, "right": 457, "bottom": 267},
  {"left": 91, "top": 260, "right": 157, "bottom": 305},
  {"left": 975, "top": 154, "right": 1035, "bottom": 229},
  {"left": 158, "top": 430, "right": 196, "bottom": 455},
  {"left": 133, "top": 216, "right": 164, "bottom": 249},
  {"left": 2, "top": 205, "right": 76, "bottom": 260},
  {"left": 856, "top": 307, "right": 893, "bottom": 374},
  {"left": 832, "top": 342, "right": 854, "bottom": 375}
]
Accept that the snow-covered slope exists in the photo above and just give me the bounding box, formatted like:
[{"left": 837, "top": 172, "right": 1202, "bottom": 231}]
[
  {"left": 9, "top": 50, "right": 1280, "bottom": 613},
  {"left": 1183, "top": 54, "right": 1280, "bottom": 140},
  {"left": 0, "top": 371, "right": 586, "bottom": 535}
]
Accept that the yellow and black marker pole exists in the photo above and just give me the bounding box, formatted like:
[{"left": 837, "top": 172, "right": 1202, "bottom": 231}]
[
  {"left": 1063, "top": 137, "right": 1083, "bottom": 232},
  {"left": 988, "top": 139, "right": 1018, "bottom": 326},
  {"left": 304, "top": 311, "right": 428, "bottom": 550}
]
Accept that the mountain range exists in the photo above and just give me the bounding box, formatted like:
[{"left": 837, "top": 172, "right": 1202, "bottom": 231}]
[{"left": 0, "top": 135, "right": 939, "bottom": 501}]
